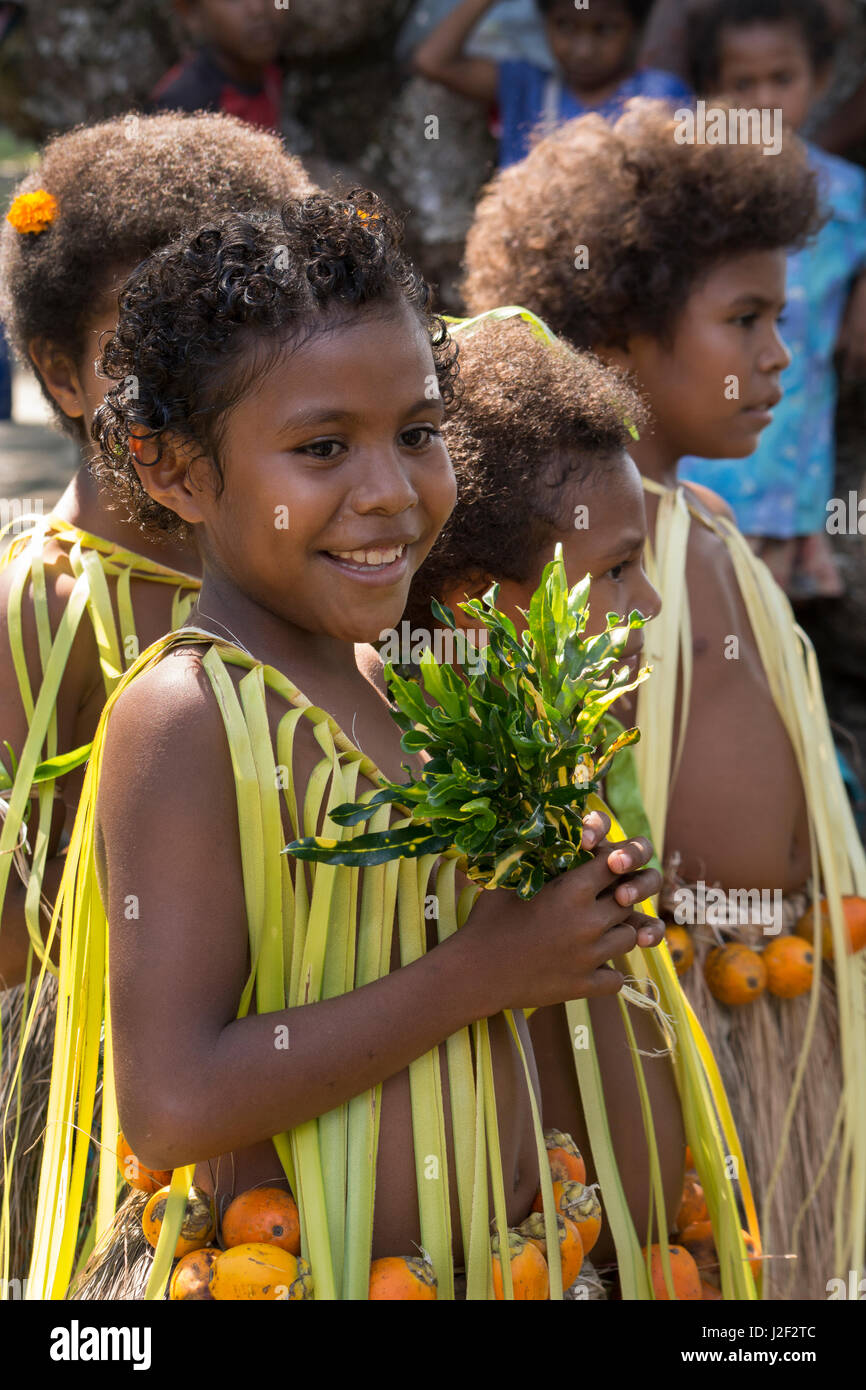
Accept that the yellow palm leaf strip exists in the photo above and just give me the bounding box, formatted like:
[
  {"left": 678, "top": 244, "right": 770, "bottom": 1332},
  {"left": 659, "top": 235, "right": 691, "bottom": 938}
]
[
  {"left": 503, "top": 1008, "right": 565, "bottom": 1299},
  {"left": 634, "top": 480, "right": 692, "bottom": 855},
  {"left": 465, "top": 1022, "right": 493, "bottom": 1299},
  {"left": 396, "top": 852, "right": 455, "bottom": 1297},
  {"left": 476, "top": 1016, "right": 515, "bottom": 1299},
  {"left": 450, "top": 879, "right": 494, "bottom": 1298},
  {"left": 613, "top": 992, "right": 677, "bottom": 1298},
  {"left": 96, "top": 964, "right": 121, "bottom": 1241},
  {"left": 565, "top": 996, "right": 650, "bottom": 1298},
  {"left": 71, "top": 543, "right": 124, "bottom": 690},
  {"left": 434, "top": 859, "right": 482, "bottom": 1293},
  {"left": 286, "top": 728, "right": 343, "bottom": 1301},
  {"left": 200, "top": 647, "right": 267, "bottom": 1020},
  {"left": 144, "top": 1164, "right": 197, "bottom": 1301},
  {"left": 640, "top": 948, "right": 758, "bottom": 1299},
  {"left": 342, "top": 795, "right": 397, "bottom": 1299},
  {"left": 115, "top": 564, "right": 136, "bottom": 670},
  {"left": 316, "top": 743, "right": 362, "bottom": 1282},
  {"left": 275, "top": 706, "right": 311, "bottom": 1003},
  {"left": 239, "top": 664, "right": 289, "bottom": 1016},
  {"left": 50, "top": 829, "right": 107, "bottom": 1298}
]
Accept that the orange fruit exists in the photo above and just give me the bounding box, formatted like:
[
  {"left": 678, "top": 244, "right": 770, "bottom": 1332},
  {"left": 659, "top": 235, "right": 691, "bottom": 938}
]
[
  {"left": 115, "top": 1132, "right": 172, "bottom": 1194},
  {"left": 210, "top": 1243, "right": 313, "bottom": 1300},
  {"left": 368, "top": 1255, "right": 437, "bottom": 1300},
  {"left": 169, "top": 1247, "right": 219, "bottom": 1300},
  {"left": 705, "top": 943, "right": 767, "bottom": 1004},
  {"left": 220, "top": 1186, "right": 300, "bottom": 1254},
  {"left": 543, "top": 1129, "right": 587, "bottom": 1185},
  {"left": 491, "top": 1229, "right": 550, "bottom": 1300},
  {"left": 142, "top": 1185, "right": 215, "bottom": 1258},
  {"left": 763, "top": 935, "right": 814, "bottom": 998},
  {"left": 676, "top": 1174, "right": 709, "bottom": 1231},
  {"left": 795, "top": 896, "right": 866, "bottom": 961},
  {"left": 684, "top": 1145, "right": 695, "bottom": 1172},
  {"left": 665, "top": 925, "right": 694, "bottom": 976},
  {"left": 643, "top": 1243, "right": 702, "bottom": 1300},
  {"left": 519, "top": 1211, "right": 585, "bottom": 1289},
  {"left": 701, "top": 1280, "right": 723, "bottom": 1300}
]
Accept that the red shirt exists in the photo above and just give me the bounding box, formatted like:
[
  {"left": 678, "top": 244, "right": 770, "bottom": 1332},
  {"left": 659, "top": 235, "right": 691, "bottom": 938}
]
[{"left": 150, "top": 46, "right": 283, "bottom": 132}]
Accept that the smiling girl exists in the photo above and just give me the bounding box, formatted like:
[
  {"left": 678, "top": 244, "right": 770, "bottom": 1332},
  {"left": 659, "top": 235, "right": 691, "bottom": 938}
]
[{"left": 30, "top": 194, "right": 664, "bottom": 1299}]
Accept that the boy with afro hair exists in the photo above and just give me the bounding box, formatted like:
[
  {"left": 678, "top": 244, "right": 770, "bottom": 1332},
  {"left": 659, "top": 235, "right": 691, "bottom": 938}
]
[{"left": 461, "top": 99, "right": 866, "bottom": 1297}]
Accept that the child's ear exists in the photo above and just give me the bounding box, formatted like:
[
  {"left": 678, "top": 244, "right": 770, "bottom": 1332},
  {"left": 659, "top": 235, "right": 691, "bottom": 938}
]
[
  {"left": 28, "top": 338, "right": 86, "bottom": 422},
  {"left": 128, "top": 429, "right": 213, "bottom": 527}
]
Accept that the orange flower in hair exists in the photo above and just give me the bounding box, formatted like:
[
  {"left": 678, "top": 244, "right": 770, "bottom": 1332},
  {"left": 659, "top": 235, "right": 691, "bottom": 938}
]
[{"left": 6, "top": 189, "right": 59, "bottom": 235}]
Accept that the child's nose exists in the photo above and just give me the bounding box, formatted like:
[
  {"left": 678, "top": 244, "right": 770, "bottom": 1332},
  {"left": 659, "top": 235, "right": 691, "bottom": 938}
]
[
  {"left": 763, "top": 323, "right": 792, "bottom": 374},
  {"left": 353, "top": 450, "right": 420, "bottom": 515},
  {"left": 642, "top": 576, "right": 662, "bottom": 622}
]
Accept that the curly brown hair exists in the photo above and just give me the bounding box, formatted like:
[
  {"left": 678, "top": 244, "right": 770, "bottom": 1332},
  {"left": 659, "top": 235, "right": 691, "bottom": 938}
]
[
  {"left": 0, "top": 111, "right": 317, "bottom": 438},
  {"left": 93, "top": 191, "right": 459, "bottom": 538},
  {"left": 405, "top": 315, "right": 645, "bottom": 629},
  {"left": 462, "top": 99, "right": 822, "bottom": 349}
]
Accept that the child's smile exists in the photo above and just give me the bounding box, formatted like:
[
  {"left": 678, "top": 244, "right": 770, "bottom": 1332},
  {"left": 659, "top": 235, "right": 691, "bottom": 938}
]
[{"left": 183, "top": 302, "right": 456, "bottom": 648}]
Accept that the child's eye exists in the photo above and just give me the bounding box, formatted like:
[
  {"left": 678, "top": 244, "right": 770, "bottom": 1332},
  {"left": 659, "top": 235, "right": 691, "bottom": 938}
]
[
  {"left": 733, "top": 312, "right": 758, "bottom": 327},
  {"left": 400, "top": 425, "right": 441, "bottom": 449},
  {"left": 300, "top": 439, "right": 345, "bottom": 461},
  {"left": 606, "top": 563, "right": 626, "bottom": 581}
]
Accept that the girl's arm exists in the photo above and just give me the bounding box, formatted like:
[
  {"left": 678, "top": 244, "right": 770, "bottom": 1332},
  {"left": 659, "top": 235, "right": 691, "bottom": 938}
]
[
  {"left": 97, "top": 654, "right": 661, "bottom": 1171},
  {"left": 412, "top": 0, "right": 500, "bottom": 104}
]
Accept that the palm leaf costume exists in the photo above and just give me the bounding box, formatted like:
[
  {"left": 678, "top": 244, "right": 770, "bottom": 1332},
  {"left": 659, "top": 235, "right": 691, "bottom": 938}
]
[
  {"left": 0, "top": 515, "right": 198, "bottom": 1289},
  {"left": 636, "top": 478, "right": 866, "bottom": 1298},
  {"left": 26, "top": 593, "right": 759, "bottom": 1300}
]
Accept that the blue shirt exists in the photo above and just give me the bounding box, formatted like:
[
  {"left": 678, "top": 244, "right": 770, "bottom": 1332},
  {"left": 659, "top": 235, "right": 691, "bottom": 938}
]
[
  {"left": 497, "top": 60, "right": 692, "bottom": 167},
  {"left": 678, "top": 144, "right": 866, "bottom": 537}
]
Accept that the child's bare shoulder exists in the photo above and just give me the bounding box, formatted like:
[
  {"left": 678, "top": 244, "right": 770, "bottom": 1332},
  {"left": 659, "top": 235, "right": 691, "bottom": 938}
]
[
  {"left": 680, "top": 479, "right": 736, "bottom": 524},
  {"left": 100, "top": 648, "right": 231, "bottom": 804}
]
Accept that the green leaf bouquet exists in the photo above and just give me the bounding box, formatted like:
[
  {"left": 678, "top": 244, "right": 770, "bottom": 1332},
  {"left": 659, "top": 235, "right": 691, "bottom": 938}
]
[{"left": 286, "top": 546, "right": 650, "bottom": 898}]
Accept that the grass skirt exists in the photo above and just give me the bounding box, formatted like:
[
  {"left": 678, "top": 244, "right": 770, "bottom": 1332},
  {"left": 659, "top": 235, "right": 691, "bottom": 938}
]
[
  {"left": 662, "top": 869, "right": 840, "bottom": 1299},
  {"left": 1, "top": 975, "right": 100, "bottom": 1285}
]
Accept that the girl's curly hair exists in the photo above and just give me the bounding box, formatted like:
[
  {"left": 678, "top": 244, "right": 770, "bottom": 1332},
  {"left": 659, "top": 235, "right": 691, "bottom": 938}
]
[
  {"left": 0, "top": 111, "right": 316, "bottom": 440},
  {"left": 405, "top": 316, "right": 646, "bottom": 630},
  {"left": 463, "top": 98, "right": 821, "bottom": 350},
  {"left": 93, "top": 191, "right": 459, "bottom": 537}
]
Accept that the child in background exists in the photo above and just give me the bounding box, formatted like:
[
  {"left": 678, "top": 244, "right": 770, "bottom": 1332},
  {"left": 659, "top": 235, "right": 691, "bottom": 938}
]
[
  {"left": 30, "top": 195, "right": 664, "bottom": 1298},
  {"left": 151, "top": 0, "right": 285, "bottom": 131},
  {"left": 413, "top": 0, "right": 690, "bottom": 166},
  {"left": 0, "top": 112, "right": 316, "bottom": 1284},
  {"left": 403, "top": 314, "right": 688, "bottom": 1271},
  {"left": 677, "top": 0, "right": 866, "bottom": 599},
  {"left": 462, "top": 100, "right": 866, "bottom": 1297}
]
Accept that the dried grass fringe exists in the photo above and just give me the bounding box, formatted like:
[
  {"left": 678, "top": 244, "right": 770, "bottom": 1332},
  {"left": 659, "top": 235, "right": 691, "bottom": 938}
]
[
  {"left": 1, "top": 976, "right": 100, "bottom": 1285},
  {"left": 677, "top": 922, "right": 841, "bottom": 1300},
  {"left": 69, "top": 1190, "right": 153, "bottom": 1301}
]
